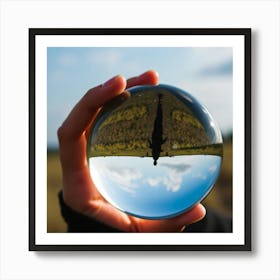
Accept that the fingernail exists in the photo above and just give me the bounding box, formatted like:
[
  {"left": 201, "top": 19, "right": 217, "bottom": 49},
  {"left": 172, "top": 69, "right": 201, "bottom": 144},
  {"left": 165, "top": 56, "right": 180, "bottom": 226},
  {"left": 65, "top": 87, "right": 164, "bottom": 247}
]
[
  {"left": 139, "top": 69, "right": 158, "bottom": 78},
  {"left": 103, "top": 75, "right": 122, "bottom": 88}
]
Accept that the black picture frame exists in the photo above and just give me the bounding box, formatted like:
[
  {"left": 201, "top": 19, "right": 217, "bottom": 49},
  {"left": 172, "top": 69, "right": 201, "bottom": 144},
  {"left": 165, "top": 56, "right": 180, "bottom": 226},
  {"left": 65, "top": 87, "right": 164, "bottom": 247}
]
[{"left": 29, "top": 28, "right": 251, "bottom": 251}]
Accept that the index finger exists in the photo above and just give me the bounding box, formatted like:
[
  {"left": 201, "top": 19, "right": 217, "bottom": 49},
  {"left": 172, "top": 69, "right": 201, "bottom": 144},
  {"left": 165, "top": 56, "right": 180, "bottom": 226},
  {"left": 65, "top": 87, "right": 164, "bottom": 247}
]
[
  {"left": 126, "top": 69, "right": 159, "bottom": 89},
  {"left": 58, "top": 75, "right": 127, "bottom": 141}
]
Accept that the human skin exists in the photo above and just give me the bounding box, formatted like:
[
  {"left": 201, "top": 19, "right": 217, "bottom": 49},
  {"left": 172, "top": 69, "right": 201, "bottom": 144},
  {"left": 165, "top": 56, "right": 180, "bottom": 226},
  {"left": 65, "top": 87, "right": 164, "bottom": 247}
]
[{"left": 58, "top": 70, "right": 206, "bottom": 232}]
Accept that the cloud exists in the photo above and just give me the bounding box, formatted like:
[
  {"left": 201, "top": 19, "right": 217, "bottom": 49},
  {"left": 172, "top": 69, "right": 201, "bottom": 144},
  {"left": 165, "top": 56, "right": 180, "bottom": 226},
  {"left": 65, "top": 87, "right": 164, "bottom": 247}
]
[
  {"left": 146, "top": 178, "right": 162, "bottom": 187},
  {"left": 199, "top": 59, "right": 233, "bottom": 77},
  {"left": 58, "top": 53, "right": 78, "bottom": 67},
  {"left": 159, "top": 162, "right": 191, "bottom": 192},
  {"left": 89, "top": 49, "right": 122, "bottom": 67},
  {"left": 106, "top": 165, "right": 142, "bottom": 193},
  {"left": 49, "top": 70, "right": 65, "bottom": 82},
  {"left": 160, "top": 162, "right": 191, "bottom": 173},
  {"left": 180, "top": 48, "right": 232, "bottom": 77},
  {"left": 192, "top": 173, "right": 207, "bottom": 180},
  {"left": 162, "top": 175, "right": 183, "bottom": 192},
  {"left": 180, "top": 73, "right": 233, "bottom": 135},
  {"left": 144, "top": 162, "right": 192, "bottom": 192},
  {"left": 190, "top": 48, "right": 232, "bottom": 65},
  {"left": 208, "top": 164, "right": 218, "bottom": 174}
]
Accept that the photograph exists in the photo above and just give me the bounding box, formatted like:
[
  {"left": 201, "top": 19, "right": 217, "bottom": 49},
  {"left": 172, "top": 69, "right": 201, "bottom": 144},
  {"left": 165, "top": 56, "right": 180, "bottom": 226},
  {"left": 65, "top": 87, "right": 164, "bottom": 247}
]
[{"left": 29, "top": 28, "right": 251, "bottom": 250}]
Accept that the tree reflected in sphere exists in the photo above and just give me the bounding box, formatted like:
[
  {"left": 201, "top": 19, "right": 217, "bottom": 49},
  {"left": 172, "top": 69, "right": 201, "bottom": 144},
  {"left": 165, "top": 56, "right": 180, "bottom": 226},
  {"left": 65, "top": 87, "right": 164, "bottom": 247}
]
[{"left": 87, "top": 84, "right": 223, "bottom": 219}]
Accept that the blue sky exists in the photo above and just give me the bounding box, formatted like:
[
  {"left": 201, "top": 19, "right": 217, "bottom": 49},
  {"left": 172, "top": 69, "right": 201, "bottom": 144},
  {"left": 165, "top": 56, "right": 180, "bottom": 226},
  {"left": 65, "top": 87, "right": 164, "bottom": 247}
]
[
  {"left": 89, "top": 155, "right": 221, "bottom": 219},
  {"left": 47, "top": 47, "right": 232, "bottom": 148}
]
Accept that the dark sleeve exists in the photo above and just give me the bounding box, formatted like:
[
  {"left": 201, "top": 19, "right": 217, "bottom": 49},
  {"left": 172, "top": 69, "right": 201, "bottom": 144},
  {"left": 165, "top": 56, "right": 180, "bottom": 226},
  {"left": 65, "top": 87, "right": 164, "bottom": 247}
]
[
  {"left": 58, "top": 191, "right": 232, "bottom": 233},
  {"left": 58, "top": 191, "right": 122, "bottom": 232},
  {"left": 183, "top": 209, "right": 232, "bottom": 232}
]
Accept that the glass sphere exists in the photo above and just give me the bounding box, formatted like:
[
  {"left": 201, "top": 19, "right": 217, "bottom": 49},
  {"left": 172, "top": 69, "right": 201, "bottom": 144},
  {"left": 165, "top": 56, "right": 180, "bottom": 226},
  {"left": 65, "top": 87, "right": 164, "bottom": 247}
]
[{"left": 87, "top": 84, "right": 223, "bottom": 219}]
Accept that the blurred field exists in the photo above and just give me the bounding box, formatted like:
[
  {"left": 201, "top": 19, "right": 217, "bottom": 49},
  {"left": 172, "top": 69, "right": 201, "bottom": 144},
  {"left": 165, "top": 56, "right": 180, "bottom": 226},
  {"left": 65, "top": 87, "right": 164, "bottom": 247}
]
[
  {"left": 47, "top": 151, "right": 67, "bottom": 232},
  {"left": 203, "top": 139, "right": 232, "bottom": 216},
  {"left": 47, "top": 139, "right": 232, "bottom": 232}
]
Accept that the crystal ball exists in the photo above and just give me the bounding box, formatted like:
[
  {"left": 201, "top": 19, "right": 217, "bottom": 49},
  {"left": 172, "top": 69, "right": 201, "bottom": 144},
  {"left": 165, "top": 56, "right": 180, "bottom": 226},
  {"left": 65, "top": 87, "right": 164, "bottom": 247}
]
[{"left": 87, "top": 84, "right": 223, "bottom": 219}]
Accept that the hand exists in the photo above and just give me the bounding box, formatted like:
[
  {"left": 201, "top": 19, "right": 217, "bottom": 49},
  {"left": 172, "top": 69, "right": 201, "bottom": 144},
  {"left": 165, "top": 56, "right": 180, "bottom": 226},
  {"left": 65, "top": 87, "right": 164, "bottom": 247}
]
[{"left": 58, "top": 70, "right": 206, "bottom": 232}]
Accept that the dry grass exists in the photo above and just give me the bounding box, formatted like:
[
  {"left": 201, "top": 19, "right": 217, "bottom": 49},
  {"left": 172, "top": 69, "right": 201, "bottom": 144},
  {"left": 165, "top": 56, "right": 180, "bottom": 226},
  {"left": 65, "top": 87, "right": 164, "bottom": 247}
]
[
  {"left": 203, "top": 140, "right": 232, "bottom": 216},
  {"left": 47, "top": 152, "right": 67, "bottom": 232},
  {"left": 47, "top": 140, "right": 232, "bottom": 232}
]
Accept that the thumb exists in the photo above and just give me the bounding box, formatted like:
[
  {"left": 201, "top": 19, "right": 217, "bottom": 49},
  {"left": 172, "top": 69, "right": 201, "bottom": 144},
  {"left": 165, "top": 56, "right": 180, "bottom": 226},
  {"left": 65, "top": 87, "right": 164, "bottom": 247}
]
[{"left": 168, "top": 204, "right": 206, "bottom": 230}]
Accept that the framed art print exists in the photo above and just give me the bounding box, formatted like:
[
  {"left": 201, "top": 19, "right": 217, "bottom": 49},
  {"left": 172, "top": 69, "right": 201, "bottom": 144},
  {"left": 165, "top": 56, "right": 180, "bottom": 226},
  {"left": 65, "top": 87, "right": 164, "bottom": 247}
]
[{"left": 29, "top": 28, "right": 251, "bottom": 251}]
